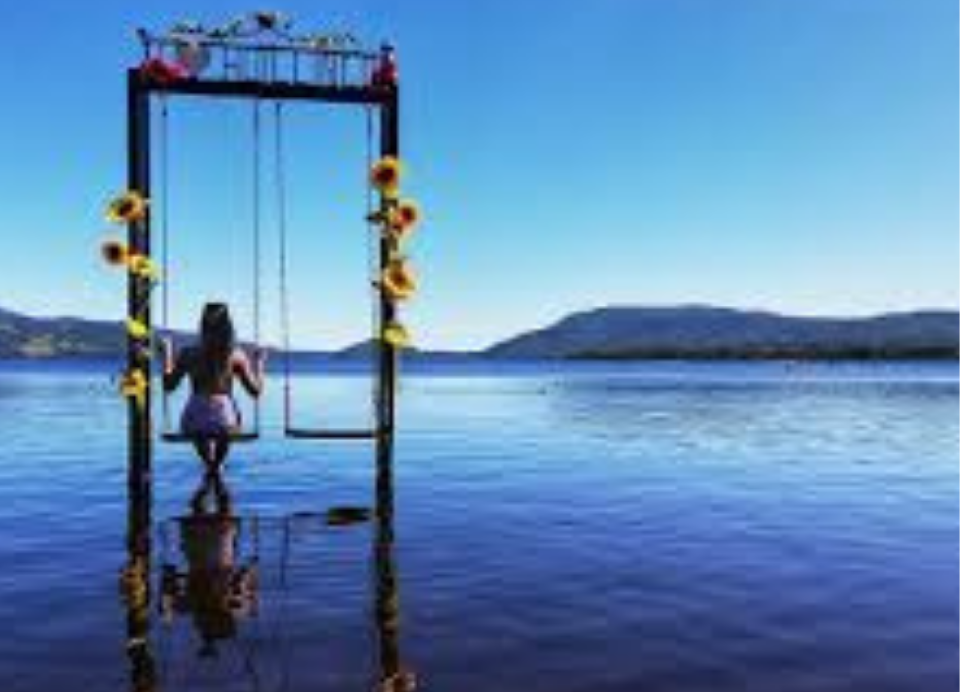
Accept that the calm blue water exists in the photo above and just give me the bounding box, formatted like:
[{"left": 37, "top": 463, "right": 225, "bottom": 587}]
[{"left": 0, "top": 359, "right": 956, "bottom": 691}]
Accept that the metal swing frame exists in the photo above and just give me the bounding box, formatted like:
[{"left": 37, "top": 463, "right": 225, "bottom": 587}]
[{"left": 126, "top": 27, "right": 400, "bottom": 484}]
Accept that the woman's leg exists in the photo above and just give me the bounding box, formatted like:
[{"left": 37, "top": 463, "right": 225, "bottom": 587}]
[
  {"left": 212, "top": 435, "right": 231, "bottom": 471},
  {"left": 190, "top": 437, "right": 224, "bottom": 480},
  {"left": 191, "top": 438, "right": 217, "bottom": 466},
  {"left": 213, "top": 473, "right": 233, "bottom": 516},
  {"left": 190, "top": 463, "right": 216, "bottom": 513}
]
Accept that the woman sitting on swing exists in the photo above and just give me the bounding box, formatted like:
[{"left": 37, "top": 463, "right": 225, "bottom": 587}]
[{"left": 162, "top": 303, "right": 267, "bottom": 470}]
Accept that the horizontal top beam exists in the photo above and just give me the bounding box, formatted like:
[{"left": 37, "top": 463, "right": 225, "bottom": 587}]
[{"left": 130, "top": 71, "right": 395, "bottom": 105}]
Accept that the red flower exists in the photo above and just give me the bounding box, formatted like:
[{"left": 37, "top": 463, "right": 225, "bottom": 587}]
[
  {"left": 371, "top": 55, "right": 398, "bottom": 87},
  {"left": 139, "top": 57, "right": 188, "bottom": 85}
]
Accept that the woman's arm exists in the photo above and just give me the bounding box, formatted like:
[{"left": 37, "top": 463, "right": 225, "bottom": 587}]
[
  {"left": 162, "top": 339, "right": 188, "bottom": 392},
  {"left": 233, "top": 349, "right": 266, "bottom": 398}
]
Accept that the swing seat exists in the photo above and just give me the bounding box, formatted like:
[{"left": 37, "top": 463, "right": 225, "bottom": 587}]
[
  {"left": 285, "top": 427, "right": 379, "bottom": 441},
  {"left": 161, "top": 431, "right": 261, "bottom": 444}
]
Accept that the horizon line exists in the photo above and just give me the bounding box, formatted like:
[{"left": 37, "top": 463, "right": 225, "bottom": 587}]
[{"left": 2, "top": 301, "right": 958, "bottom": 352}]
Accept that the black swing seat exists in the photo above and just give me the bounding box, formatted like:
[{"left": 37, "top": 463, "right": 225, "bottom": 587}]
[
  {"left": 161, "top": 431, "right": 260, "bottom": 444},
  {"left": 285, "top": 427, "right": 379, "bottom": 441}
]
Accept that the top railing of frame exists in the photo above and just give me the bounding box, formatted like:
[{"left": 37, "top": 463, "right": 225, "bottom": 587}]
[{"left": 136, "top": 11, "right": 397, "bottom": 90}]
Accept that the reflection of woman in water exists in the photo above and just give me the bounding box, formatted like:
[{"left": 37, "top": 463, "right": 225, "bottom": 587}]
[
  {"left": 161, "top": 472, "right": 258, "bottom": 658},
  {"left": 184, "top": 512, "right": 239, "bottom": 655}
]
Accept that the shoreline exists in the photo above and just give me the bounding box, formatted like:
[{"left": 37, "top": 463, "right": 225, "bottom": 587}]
[{"left": 0, "top": 352, "right": 957, "bottom": 364}]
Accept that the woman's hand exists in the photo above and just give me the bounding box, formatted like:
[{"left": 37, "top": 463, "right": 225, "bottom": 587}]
[
  {"left": 252, "top": 347, "right": 269, "bottom": 373},
  {"left": 159, "top": 337, "right": 175, "bottom": 373}
]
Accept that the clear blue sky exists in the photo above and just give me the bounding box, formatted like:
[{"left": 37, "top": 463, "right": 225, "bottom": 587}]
[{"left": 0, "top": 0, "right": 956, "bottom": 349}]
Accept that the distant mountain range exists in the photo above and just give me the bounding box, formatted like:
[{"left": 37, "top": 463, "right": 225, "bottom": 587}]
[
  {"left": 0, "top": 307, "right": 122, "bottom": 357},
  {"left": 0, "top": 304, "right": 956, "bottom": 360},
  {"left": 486, "top": 306, "right": 960, "bottom": 359}
]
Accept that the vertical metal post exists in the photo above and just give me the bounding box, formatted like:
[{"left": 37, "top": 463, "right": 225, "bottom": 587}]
[
  {"left": 373, "top": 433, "right": 403, "bottom": 684},
  {"left": 124, "top": 66, "right": 155, "bottom": 692},
  {"left": 377, "top": 81, "right": 400, "bottom": 439},
  {"left": 123, "top": 479, "right": 155, "bottom": 692},
  {"left": 127, "top": 69, "right": 152, "bottom": 496}
]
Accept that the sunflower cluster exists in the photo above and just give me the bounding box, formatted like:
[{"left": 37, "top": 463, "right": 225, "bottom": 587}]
[
  {"left": 368, "top": 156, "right": 423, "bottom": 349},
  {"left": 101, "top": 189, "right": 158, "bottom": 400},
  {"left": 101, "top": 191, "right": 160, "bottom": 283}
]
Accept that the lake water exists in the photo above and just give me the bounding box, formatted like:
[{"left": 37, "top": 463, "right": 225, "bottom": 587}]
[{"left": 0, "top": 359, "right": 956, "bottom": 691}]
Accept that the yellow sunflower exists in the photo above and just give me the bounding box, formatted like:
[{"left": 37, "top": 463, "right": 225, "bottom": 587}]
[
  {"left": 119, "top": 368, "right": 147, "bottom": 407},
  {"left": 396, "top": 199, "right": 420, "bottom": 227},
  {"left": 127, "top": 255, "right": 160, "bottom": 281},
  {"left": 106, "top": 191, "right": 148, "bottom": 224},
  {"left": 380, "top": 259, "right": 417, "bottom": 301},
  {"left": 389, "top": 199, "right": 421, "bottom": 240},
  {"left": 126, "top": 318, "right": 150, "bottom": 340},
  {"left": 370, "top": 156, "right": 403, "bottom": 197},
  {"left": 101, "top": 238, "right": 129, "bottom": 267},
  {"left": 382, "top": 321, "right": 411, "bottom": 348}
]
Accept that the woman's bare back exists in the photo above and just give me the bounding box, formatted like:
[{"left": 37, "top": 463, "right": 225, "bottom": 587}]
[{"left": 173, "top": 347, "right": 263, "bottom": 398}]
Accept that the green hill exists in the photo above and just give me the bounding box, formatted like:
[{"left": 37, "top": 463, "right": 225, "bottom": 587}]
[
  {"left": 484, "top": 306, "right": 960, "bottom": 360},
  {"left": 0, "top": 307, "right": 122, "bottom": 357}
]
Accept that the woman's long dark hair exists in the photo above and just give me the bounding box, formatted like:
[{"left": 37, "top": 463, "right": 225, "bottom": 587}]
[{"left": 198, "top": 303, "right": 235, "bottom": 385}]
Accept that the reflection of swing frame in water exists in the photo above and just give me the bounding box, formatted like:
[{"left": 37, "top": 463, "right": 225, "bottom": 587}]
[{"left": 129, "top": 454, "right": 412, "bottom": 691}]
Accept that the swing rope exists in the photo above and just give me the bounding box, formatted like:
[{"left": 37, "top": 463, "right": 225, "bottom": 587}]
[
  {"left": 364, "top": 105, "right": 380, "bottom": 419},
  {"left": 159, "top": 96, "right": 173, "bottom": 434},
  {"left": 275, "top": 101, "right": 293, "bottom": 433},
  {"left": 157, "top": 99, "right": 263, "bottom": 444},
  {"left": 275, "top": 104, "right": 381, "bottom": 440},
  {"left": 251, "top": 100, "right": 263, "bottom": 436}
]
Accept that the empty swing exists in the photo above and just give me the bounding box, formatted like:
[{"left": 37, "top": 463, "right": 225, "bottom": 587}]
[
  {"left": 275, "top": 102, "right": 380, "bottom": 441},
  {"left": 158, "top": 98, "right": 265, "bottom": 445}
]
